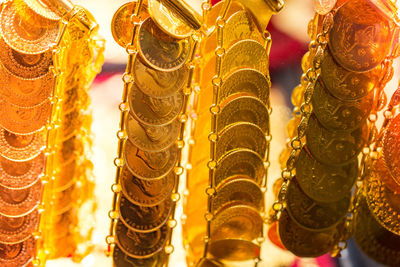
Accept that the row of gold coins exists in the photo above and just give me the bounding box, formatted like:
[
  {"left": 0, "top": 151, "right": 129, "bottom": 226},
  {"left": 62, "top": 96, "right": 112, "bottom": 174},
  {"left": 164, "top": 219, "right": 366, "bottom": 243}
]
[
  {"left": 183, "top": 1, "right": 281, "bottom": 266},
  {"left": 270, "top": 0, "right": 398, "bottom": 259},
  {"left": 109, "top": 0, "right": 199, "bottom": 265}
]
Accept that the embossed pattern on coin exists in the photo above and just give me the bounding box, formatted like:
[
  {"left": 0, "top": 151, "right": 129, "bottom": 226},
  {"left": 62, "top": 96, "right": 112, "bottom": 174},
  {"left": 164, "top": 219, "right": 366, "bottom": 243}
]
[
  {"left": 119, "top": 196, "right": 172, "bottom": 233},
  {"left": 19, "top": 0, "right": 61, "bottom": 21},
  {"left": 129, "top": 83, "right": 184, "bottom": 126},
  {"left": 116, "top": 221, "right": 168, "bottom": 259},
  {"left": 138, "top": 17, "right": 191, "bottom": 71},
  {"left": 0, "top": 236, "right": 35, "bottom": 266},
  {"left": 120, "top": 167, "right": 174, "bottom": 207},
  {"left": 296, "top": 147, "right": 357, "bottom": 203},
  {"left": 208, "top": 238, "right": 260, "bottom": 261},
  {"left": 0, "top": 210, "right": 39, "bottom": 244},
  {"left": 124, "top": 140, "right": 178, "bottom": 180},
  {"left": 312, "top": 79, "right": 373, "bottom": 131},
  {"left": 126, "top": 114, "right": 180, "bottom": 152},
  {"left": 383, "top": 114, "right": 400, "bottom": 184},
  {"left": 133, "top": 56, "right": 188, "bottom": 98},
  {"left": 329, "top": 0, "right": 391, "bottom": 72},
  {"left": 113, "top": 244, "right": 165, "bottom": 267}
]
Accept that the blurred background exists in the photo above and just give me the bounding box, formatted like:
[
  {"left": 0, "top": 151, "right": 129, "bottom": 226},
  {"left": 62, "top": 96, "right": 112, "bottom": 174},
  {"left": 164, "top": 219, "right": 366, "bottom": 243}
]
[{"left": 47, "top": 0, "right": 399, "bottom": 266}]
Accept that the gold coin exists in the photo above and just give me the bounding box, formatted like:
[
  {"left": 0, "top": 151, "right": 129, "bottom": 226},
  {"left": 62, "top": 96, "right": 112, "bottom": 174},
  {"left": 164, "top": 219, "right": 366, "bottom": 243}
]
[
  {"left": 119, "top": 195, "right": 172, "bottom": 233},
  {"left": 312, "top": 79, "right": 373, "bottom": 131},
  {"left": 124, "top": 140, "right": 178, "bottom": 180},
  {"left": 0, "top": 179, "right": 42, "bottom": 217},
  {"left": 286, "top": 179, "right": 350, "bottom": 231},
  {"left": 62, "top": 86, "right": 80, "bottom": 114},
  {"left": 148, "top": 0, "right": 193, "bottom": 39},
  {"left": 383, "top": 114, "right": 400, "bottom": 184},
  {"left": 45, "top": 208, "right": 74, "bottom": 237},
  {"left": 0, "top": 128, "right": 45, "bottom": 162},
  {"left": 53, "top": 184, "right": 75, "bottom": 215},
  {"left": 53, "top": 158, "right": 76, "bottom": 191},
  {"left": 296, "top": 147, "right": 357, "bottom": 203},
  {"left": 138, "top": 17, "right": 191, "bottom": 71},
  {"left": 321, "top": 48, "right": 381, "bottom": 101},
  {"left": 211, "top": 203, "right": 263, "bottom": 241},
  {"left": 0, "top": 1, "right": 60, "bottom": 54},
  {"left": 0, "top": 210, "right": 39, "bottom": 245},
  {"left": 196, "top": 258, "right": 224, "bottom": 267},
  {"left": 354, "top": 197, "right": 400, "bottom": 267},
  {"left": 17, "top": 0, "right": 61, "bottom": 21},
  {"left": 0, "top": 64, "right": 54, "bottom": 107},
  {"left": 129, "top": 83, "right": 184, "bottom": 126},
  {"left": 278, "top": 210, "right": 339, "bottom": 257},
  {"left": 215, "top": 149, "right": 265, "bottom": 186},
  {"left": 216, "top": 122, "right": 266, "bottom": 160},
  {"left": 113, "top": 244, "right": 165, "bottom": 267},
  {"left": 0, "top": 153, "right": 44, "bottom": 190},
  {"left": 59, "top": 109, "right": 81, "bottom": 140},
  {"left": 115, "top": 220, "right": 168, "bottom": 259},
  {"left": 0, "top": 38, "right": 52, "bottom": 79},
  {"left": 112, "top": 2, "right": 149, "bottom": 48},
  {"left": 329, "top": 0, "right": 392, "bottom": 72},
  {"left": 0, "top": 98, "right": 50, "bottom": 135},
  {"left": 220, "top": 68, "right": 270, "bottom": 105},
  {"left": 120, "top": 166, "right": 175, "bottom": 207},
  {"left": 205, "top": 1, "right": 244, "bottom": 29},
  {"left": 218, "top": 94, "right": 270, "bottom": 133},
  {"left": 208, "top": 238, "right": 260, "bottom": 261},
  {"left": 126, "top": 114, "right": 180, "bottom": 152},
  {"left": 212, "top": 177, "right": 263, "bottom": 212},
  {"left": 133, "top": 55, "right": 188, "bottom": 99},
  {"left": 55, "top": 135, "right": 82, "bottom": 166},
  {"left": 0, "top": 236, "right": 35, "bottom": 266},
  {"left": 306, "top": 114, "right": 368, "bottom": 166}
]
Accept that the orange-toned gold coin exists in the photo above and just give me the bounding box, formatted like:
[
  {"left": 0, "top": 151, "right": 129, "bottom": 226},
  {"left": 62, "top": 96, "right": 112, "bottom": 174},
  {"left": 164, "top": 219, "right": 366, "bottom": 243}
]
[
  {"left": 329, "top": 0, "right": 392, "bottom": 72},
  {"left": 120, "top": 166, "right": 174, "bottom": 207},
  {"left": 0, "top": 128, "right": 45, "bottom": 162},
  {"left": 129, "top": 83, "right": 184, "bottom": 126},
  {"left": 0, "top": 153, "right": 44, "bottom": 190},
  {"left": 61, "top": 86, "right": 80, "bottom": 113},
  {"left": 55, "top": 135, "right": 82, "bottom": 165},
  {"left": 113, "top": 244, "right": 165, "bottom": 267},
  {"left": 208, "top": 238, "right": 260, "bottom": 261},
  {"left": 196, "top": 258, "right": 224, "bottom": 267},
  {"left": 0, "top": 98, "right": 51, "bottom": 135},
  {"left": 0, "top": 179, "right": 42, "bottom": 217},
  {"left": 53, "top": 184, "right": 75, "bottom": 215},
  {"left": 17, "top": 0, "right": 61, "bottom": 21},
  {"left": 59, "top": 109, "right": 81, "bottom": 139},
  {"left": 115, "top": 221, "right": 168, "bottom": 259},
  {"left": 0, "top": 210, "right": 39, "bottom": 245},
  {"left": 383, "top": 114, "right": 400, "bottom": 184},
  {"left": 0, "top": 236, "right": 35, "bottom": 266},
  {"left": 54, "top": 158, "right": 76, "bottom": 191},
  {"left": 124, "top": 140, "right": 178, "bottom": 180}
]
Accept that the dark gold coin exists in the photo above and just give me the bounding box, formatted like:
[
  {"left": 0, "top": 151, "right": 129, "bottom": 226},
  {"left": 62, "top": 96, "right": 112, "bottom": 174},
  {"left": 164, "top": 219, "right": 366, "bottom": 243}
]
[
  {"left": 0, "top": 210, "right": 39, "bottom": 245},
  {"left": 208, "top": 238, "right": 260, "bottom": 261},
  {"left": 296, "top": 147, "right": 357, "bottom": 203},
  {"left": 212, "top": 177, "right": 263, "bottom": 212},
  {"left": 321, "top": 48, "right": 381, "bottom": 101},
  {"left": 138, "top": 17, "right": 191, "bottom": 71},
  {"left": 211, "top": 203, "right": 262, "bottom": 241},
  {"left": 216, "top": 122, "right": 266, "bottom": 160},
  {"left": 113, "top": 244, "right": 165, "bottom": 267},
  {"left": 0, "top": 38, "right": 52, "bottom": 79},
  {"left": 196, "top": 258, "right": 224, "bottom": 267},
  {"left": 312, "top": 79, "right": 373, "bottom": 131},
  {"left": 215, "top": 149, "right": 265, "bottom": 186},
  {"left": 0, "top": 153, "right": 44, "bottom": 190},
  {"left": 0, "top": 236, "right": 35, "bottom": 266},
  {"left": 124, "top": 140, "right": 178, "bottom": 180},
  {"left": 115, "top": 220, "right": 168, "bottom": 259},
  {"left": 133, "top": 55, "right": 188, "bottom": 98},
  {"left": 112, "top": 2, "right": 149, "bottom": 48},
  {"left": 383, "top": 113, "right": 400, "bottom": 184},
  {"left": 0, "top": 1, "right": 60, "bottom": 54},
  {"left": 278, "top": 210, "right": 339, "bottom": 258},
  {"left": 0, "top": 128, "right": 45, "bottom": 162},
  {"left": 120, "top": 166, "right": 174, "bottom": 207},
  {"left": 126, "top": 114, "right": 180, "bottom": 152},
  {"left": 354, "top": 197, "right": 400, "bottom": 267},
  {"left": 119, "top": 195, "right": 172, "bottom": 233},
  {"left": 306, "top": 114, "right": 368, "bottom": 166},
  {"left": 129, "top": 83, "right": 184, "bottom": 126},
  {"left": 220, "top": 68, "right": 269, "bottom": 105},
  {"left": 0, "top": 179, "right": 42, "bottom": 217},
  {"left": 329, "top": 0, "right": 392, "bottom": 72},
  {"left": 0, "top": 98, "right": 51, "bottom": 135},
  {"left": 286, "top": 179, "right": 350, "bottom": 231},
  {"left": 218, "top": 94, "right": 270, "bottom": 133}
]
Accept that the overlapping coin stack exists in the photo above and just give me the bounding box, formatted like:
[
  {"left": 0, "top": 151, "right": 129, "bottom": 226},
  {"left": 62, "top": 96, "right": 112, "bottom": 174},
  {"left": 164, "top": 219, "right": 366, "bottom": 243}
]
[
  {"left": 0, "top": 0, "right": 103, "bottom": 265},
  {"left": 271, "top": 0, "right": 398, "bottom": 258},
  {"left": 109, "top": 0, "right": 199, "bottom": 265},
  {"left": 183, "top": 1, "right": 281, "bottom": 266}
]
